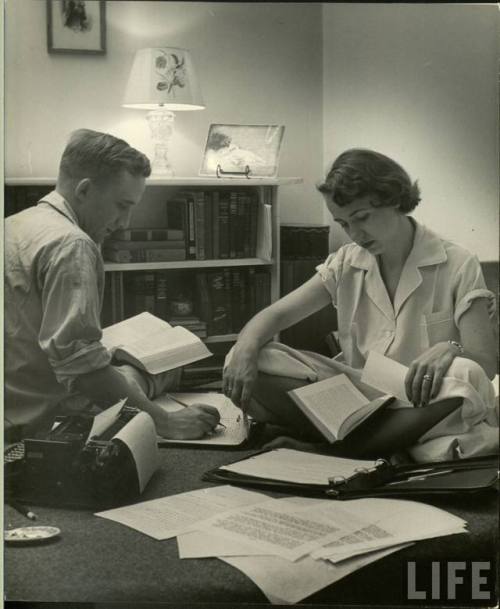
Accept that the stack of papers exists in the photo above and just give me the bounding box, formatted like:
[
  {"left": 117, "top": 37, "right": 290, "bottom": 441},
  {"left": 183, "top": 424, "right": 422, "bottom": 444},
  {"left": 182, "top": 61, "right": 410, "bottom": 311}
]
[{"left": 96, "top": 486, "right": 467, "bottom": 604}]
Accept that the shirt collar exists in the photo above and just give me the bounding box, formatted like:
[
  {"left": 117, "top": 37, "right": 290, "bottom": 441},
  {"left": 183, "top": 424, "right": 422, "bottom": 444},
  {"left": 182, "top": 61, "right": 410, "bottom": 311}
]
[
  {"left": 349, "top": 219, "right": 448, "bottom": 270},
  {"left": 38, "top": 190, "right": 81, "bottom": 227}
]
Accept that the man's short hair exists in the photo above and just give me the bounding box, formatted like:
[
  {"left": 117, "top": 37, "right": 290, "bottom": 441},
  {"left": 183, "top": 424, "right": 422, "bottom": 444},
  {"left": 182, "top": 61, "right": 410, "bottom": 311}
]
[{"left": 59, "top": 129, "right": 151, "bottom": 183}]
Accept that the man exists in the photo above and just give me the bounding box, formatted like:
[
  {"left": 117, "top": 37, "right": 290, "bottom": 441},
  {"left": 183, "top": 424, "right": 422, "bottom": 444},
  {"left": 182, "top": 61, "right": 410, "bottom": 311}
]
[{"left": 5, "top": 129, "right": 220, "bottom": 442}]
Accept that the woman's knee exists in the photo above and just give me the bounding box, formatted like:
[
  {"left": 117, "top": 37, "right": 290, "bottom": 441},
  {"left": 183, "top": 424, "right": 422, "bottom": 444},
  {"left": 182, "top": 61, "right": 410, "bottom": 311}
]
[{"left": 448, "top": 357, "right": 489, "bottom": 385}]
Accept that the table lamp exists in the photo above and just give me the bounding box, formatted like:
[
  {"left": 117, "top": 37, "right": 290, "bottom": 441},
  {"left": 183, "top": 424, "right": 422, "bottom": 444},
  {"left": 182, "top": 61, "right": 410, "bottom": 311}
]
[{"left": 123, "top": 47, "right": 205, "bottom": 176}]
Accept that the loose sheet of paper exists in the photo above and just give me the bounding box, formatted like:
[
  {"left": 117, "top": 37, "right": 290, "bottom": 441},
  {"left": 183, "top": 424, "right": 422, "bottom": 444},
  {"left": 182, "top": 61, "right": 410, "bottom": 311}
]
[
  {"left": 87, "top": 399, "right": 127, "bottom": 440},
  {"left": 310, "top": 498, "right": 466, "bottom": 562},
  {"left": 95, "top": 485, "right": 269, "bottom": 540},
  {"left": 222, "top": 543, "right": 412, "bottom": 604},
  {"left": 178, "top": 497, "right": 366, "bottom": 559},
  {"left": 220, "top": 448, "right": 376, "bottom": 486},
  {"left": 155, "top": 393, "right": 249, "bottom": 446},
  {"left": 195, "top": 496, "right": 372, "bottom": 561},
  {"left": 113, "top": 411, "right": 159, "bottom": 493}
]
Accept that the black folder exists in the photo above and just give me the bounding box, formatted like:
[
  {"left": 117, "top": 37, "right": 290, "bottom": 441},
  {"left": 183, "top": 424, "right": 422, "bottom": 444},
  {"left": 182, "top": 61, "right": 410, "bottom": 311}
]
[{"left": 203, "top": 451, "right": 499, "bottom": 500}]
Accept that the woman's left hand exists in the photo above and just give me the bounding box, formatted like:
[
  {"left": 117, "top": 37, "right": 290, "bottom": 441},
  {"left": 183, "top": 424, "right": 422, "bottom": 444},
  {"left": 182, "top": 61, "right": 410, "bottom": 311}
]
[{"left": 405, "top": 341, "right": 459, "bottom": 407}]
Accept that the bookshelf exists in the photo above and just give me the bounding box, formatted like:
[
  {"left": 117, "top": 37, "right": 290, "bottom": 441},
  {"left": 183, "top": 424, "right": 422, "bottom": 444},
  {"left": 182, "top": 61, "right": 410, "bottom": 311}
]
[{"left": 5, "top": 176, "right": 302, "bottom": 347}]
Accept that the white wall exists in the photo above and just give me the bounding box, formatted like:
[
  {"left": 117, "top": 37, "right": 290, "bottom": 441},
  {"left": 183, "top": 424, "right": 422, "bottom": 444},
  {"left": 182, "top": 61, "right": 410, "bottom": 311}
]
[
  {"left": 4, "top": 1, "right": 324, "bottom": 224},
  {"left": 322, "top": 4, "right": 499, "bottom": 261}
]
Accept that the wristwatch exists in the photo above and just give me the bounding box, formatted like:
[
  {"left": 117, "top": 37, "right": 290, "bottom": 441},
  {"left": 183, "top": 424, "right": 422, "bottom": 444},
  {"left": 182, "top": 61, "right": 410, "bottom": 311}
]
[{"left": 447, "top": 340, "right": 464, "bottom": 355}]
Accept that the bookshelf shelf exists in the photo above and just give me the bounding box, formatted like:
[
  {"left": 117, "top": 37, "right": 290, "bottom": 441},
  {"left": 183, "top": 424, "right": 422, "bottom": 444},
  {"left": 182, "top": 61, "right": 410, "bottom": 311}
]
[
  {"left": 5, "top": 175, "right": 303, "bottom": 346},
  {"left": 104, "top": 257, "right": 273, "bottom": 272}
]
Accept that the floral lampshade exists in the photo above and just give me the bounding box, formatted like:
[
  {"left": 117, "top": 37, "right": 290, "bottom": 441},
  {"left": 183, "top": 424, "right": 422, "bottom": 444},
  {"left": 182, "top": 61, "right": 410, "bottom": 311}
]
[{"left": 123, "top": 47, "right": 204, "bottom": 111}]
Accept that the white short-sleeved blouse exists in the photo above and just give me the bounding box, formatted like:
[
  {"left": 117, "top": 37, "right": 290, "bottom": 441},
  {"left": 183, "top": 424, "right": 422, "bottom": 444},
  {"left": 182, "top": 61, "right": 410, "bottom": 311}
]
[{"left": 316, "top": 220, "right": 495, "bottom": 369}]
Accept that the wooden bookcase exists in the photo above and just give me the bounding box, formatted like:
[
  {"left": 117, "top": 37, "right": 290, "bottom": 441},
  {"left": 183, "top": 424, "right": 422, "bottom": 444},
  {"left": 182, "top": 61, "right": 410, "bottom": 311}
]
[{"left": 5, "top": 176, "right": 302, "bottom": 347}]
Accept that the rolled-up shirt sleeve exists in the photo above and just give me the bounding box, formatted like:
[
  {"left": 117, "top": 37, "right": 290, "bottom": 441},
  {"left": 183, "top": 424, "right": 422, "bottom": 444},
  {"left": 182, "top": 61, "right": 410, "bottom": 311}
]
[
  {"left": 453, "top": 255, "right": 496, "bottom": 325},
  {"left": 38, "top": 238, "right": 111, "bottom": 391},
  {"left": 315, "top": 249, "right": 344, "bottom": 306}
]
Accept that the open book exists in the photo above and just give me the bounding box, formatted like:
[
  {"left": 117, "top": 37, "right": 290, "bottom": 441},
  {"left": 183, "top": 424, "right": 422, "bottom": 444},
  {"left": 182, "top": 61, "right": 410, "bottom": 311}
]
[
  {"left": 102, "top": 312, "right": 212, "bottom": 375},
  {"left": 154, "top": 392, "right": 251, "bottom": 447},
  {"left": 287, "top": 374, "right": 393, "bottom": 443}
]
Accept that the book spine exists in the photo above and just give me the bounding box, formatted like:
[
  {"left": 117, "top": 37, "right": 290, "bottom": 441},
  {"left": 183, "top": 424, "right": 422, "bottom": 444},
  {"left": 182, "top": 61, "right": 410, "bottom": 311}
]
[
  {"left": 230, "top": 268, "right": 242, "bottom": 333},
  {"left": 187, "top": 196, "right": 196, "bottom": 259},
  {"left": 113, "top": 228, "right": 185, "bottom": 241},
  {"left": 155, "top": 273, "right": 169, "bottom": 321},
  {"left": 125, "top": 272, "right": 156, "bottom": 317},
  {"left": 194, "top": 191, "right": 206, "bottom": 260},
  {"left": 255, "top": 270, "right": 271, "bottom": 312},
  {"left": 229, "top": 191, "right": 238, "bottom": 259},
  {"left": 223, "top": 267, "right": 233, "bottom": 334},
  {"left": 207, "top": 270, "right": 230, "bottom": 335},
  {"left": 204, "top": 192, "right": 213, "bottom": 259},
  {"left": 249, "top": 193, "right": 258, "bottom": 257},
  {"left": 236, "top": 192, "right": 246, "bottom": 258},
  {"left": 195, "top": 272, "right": 212, "bottom": 327},
  {"left": 104, "top": 240, "right": 186, "bottom": 250},
  {"left": 245, "top": 267, "right": 256, "bottom": 326},
  {"left": 104, "top": 249, "right": 186, "bottom": 262},
  {"left": 218, "top": 193, "right": 230, "bottom": 259},
  {"left": 212, "top": 191, "right": 220, "bottom": 259},
  {"left": 242, "top": 194, "right": 251, "bottom": 258}
]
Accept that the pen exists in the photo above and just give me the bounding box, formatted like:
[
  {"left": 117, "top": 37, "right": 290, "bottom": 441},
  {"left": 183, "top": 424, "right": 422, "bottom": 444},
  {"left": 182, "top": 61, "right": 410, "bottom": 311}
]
[
  {"left": 7, "top": 498, "right": 37, "bottom": 521},
  {"left": 166, "top": 393, "right": 226, "bottom": 428}
]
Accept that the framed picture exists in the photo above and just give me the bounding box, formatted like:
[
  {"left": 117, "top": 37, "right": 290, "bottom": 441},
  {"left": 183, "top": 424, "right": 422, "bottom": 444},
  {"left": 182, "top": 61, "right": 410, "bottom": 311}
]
[
  {"left": 47, "top": 1, "right": 106, "bottom": 55},
  {"left": 200, "top": 124, "right": 285, "bottom": 178}
]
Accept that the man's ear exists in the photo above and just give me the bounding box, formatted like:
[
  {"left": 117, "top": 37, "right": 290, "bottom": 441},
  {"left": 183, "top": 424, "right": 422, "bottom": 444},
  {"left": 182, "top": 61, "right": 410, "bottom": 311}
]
[{"left": 74, "top": 178, "right": 92, "bottom": 203}]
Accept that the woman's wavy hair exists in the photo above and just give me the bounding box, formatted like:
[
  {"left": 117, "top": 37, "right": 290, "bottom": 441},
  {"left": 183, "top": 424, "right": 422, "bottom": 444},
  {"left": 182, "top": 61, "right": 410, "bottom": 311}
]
[{"left": 317, "top": 149, "right": 421, "bottom": 213}]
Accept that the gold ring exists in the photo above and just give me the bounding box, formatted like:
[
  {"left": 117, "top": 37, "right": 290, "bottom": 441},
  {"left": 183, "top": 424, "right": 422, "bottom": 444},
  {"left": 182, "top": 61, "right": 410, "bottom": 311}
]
[{"left": 423, "top": 374, "right": 433, "bottom": 382}]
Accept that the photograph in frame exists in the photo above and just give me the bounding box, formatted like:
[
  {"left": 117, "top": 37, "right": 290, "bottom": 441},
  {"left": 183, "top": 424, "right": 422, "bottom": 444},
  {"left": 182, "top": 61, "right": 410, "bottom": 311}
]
[
  {"left": 47, "top": 0, "right": 106, "bottom": 55},
  {"left": 200, "top": 124, "right": 285, "bottom": 178}
]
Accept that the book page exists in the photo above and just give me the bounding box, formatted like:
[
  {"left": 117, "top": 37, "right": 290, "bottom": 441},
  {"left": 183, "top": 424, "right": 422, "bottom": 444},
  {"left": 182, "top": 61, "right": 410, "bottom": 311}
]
[
  {"left": 102, "top": 312, "right": 172, "bottom": 350},
  {"left": 288, "top": 374, "right": 369, "bottom": 441},
  {"left": 220, "top": 448, "right": 376, "bottom": 486},
  {"left": 154, "top": 393, "right": 249, "bottom": 446},
  {"left": 102, "top": 313, "right": 211, "bottom": 374},
  {"left": 361, "top": 351, "right": 411, "bottom": 404}
]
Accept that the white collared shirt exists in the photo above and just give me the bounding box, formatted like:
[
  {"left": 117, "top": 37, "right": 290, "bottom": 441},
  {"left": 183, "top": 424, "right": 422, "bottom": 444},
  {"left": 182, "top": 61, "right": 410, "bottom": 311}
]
[
  {"left": 5, "top": 191, "right": 112, "bottom": 435},
  {"left": 316, "top": 220, "right": 495, "bottom": 369}
]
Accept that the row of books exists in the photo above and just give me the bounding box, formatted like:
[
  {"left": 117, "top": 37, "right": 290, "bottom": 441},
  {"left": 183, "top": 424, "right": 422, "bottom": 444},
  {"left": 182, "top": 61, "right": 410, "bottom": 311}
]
[
  {"left": 166, "top": 190, "right": 260, "bottom": 260},
  {"left": 103, "top": 236, "right": 187, "bottom": 263},
  {"left": 114, "top": 268, "right": 271, "bottom": 336}
]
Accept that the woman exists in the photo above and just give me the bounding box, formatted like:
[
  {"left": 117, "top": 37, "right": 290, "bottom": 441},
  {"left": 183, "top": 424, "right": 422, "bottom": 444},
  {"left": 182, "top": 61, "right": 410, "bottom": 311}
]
[{"left": 223, "top": 149, "right": 498, "bottom": 460}]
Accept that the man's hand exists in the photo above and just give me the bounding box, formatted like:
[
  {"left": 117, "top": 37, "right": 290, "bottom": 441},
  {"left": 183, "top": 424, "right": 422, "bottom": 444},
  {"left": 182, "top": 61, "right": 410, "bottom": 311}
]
[
  {"left": 405, "top": 341, "right": 458, "bottom": 407},
  {"left": 222, "top": 345, "right": 259, "bottom": 410},
  {"left": 155, "top": 404, "right": 220, "bottom": 440}
]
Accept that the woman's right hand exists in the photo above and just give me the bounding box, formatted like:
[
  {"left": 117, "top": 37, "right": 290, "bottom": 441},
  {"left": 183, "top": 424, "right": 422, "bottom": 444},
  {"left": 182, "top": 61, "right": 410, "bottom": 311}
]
[{"left": 222, "top": 343, "right": 259, "bottom": 410}]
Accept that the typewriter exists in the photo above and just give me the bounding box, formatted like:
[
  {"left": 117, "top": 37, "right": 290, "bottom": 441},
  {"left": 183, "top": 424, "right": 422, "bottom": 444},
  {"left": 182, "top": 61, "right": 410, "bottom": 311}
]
[{"left": 5, "top": 401, "right": 159, "bottom": 509}]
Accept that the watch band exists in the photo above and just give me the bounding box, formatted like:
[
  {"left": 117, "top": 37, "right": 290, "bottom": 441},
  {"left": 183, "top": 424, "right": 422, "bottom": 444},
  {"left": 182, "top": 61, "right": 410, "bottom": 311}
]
[{"left": 448, "top": 340, "right": 464, "bottom": 355}]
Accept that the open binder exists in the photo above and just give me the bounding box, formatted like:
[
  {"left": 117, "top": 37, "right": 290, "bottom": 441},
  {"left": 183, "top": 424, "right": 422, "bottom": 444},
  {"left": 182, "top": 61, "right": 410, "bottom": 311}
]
[{"left": 203, "top": 451, "right": 499, "bottom": 500}]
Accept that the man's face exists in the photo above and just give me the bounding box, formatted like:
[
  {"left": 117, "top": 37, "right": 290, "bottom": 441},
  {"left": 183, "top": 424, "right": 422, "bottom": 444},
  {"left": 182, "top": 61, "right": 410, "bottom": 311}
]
[{"left": 77, "top": 170, "right": 146, "bottom": 244}]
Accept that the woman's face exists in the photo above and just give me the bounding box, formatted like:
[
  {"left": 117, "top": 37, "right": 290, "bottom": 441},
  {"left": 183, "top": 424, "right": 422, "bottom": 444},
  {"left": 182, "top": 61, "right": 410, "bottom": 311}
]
[{"left": 327, "top": 194, "right": 405, "bottom": 255}]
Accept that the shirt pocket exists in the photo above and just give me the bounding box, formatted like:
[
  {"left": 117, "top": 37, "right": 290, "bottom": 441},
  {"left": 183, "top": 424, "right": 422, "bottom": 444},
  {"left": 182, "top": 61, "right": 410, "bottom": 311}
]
[{"left": 421, "top": 309, "right": 456, "bottom": 347}]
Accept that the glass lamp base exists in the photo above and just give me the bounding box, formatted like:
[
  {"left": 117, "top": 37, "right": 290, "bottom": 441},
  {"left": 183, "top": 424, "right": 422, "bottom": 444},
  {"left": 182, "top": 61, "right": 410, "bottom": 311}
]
[{"left": 146, "top": 108, "right": 175, "bottom": 176}]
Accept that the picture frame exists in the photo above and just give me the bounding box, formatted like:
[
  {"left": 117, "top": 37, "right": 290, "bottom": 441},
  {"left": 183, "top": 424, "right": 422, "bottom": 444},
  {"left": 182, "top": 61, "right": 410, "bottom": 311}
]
[
  {"left": 200, "top": 124, "right": 285, "bottom": 178},
  {"left": 47, "top": 1, "right": 106, "bottom": 55}
]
